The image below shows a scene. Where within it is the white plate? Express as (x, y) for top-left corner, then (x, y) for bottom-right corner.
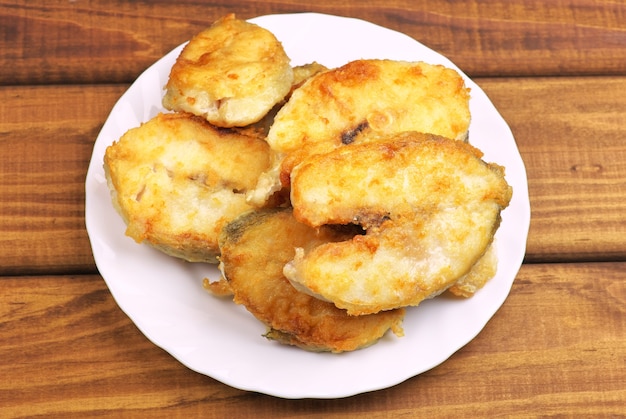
(85, 13), (530, 399)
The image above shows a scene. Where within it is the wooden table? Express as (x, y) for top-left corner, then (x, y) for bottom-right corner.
(1, 1), (625, 417)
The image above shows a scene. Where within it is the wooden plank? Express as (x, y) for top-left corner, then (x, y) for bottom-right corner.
(0, 263), (624, 416)
(1, 0), (625, 85)
(481, 76), (626, 262)
(0, 84), (126, 275)
(2, 76), (626, 274)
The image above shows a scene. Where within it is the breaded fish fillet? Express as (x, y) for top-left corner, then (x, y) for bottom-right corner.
(104, 112), (270, 262)
(218, 208), (405, 353)
(247, 59), (471, 205)
(447, 243), (497, 298)
(285, 132), (512, 315)
(163, 14), (294, 127)
(291, 61), (328, 91)
(247, 62), (329, 137)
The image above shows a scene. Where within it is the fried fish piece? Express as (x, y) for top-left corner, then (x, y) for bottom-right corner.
(447, 243), (497, 298)
(291, 61), (328, 90)
(247, 62), (329, 137)
(163, 14), (294, 128)
(247, 59), (471, 205)
(218, 208), (405, 353)
(104, 112), (271, 262)
(285, 132), (512, 315)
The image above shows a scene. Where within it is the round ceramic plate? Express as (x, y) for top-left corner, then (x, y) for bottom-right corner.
(85, 13), (530, 399)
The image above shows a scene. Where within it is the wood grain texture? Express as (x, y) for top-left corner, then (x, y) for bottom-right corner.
(481, 76), (626, 263)
(0, 85), (126, 275)
(1, 0), (626, 85)
(1, 263), (624, 417)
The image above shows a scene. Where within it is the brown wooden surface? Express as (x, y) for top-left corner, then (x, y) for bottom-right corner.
(1, 1), (625, 417)
(2, 0), (626, 85)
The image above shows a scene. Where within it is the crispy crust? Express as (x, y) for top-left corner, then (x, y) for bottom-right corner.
(163, 14), (294, 127)
(447, 243), (498, 298)
(285, 132), (512, 315)
(248, 59), (471, 205)
(104, 112), (271, 262)
(218, 208), (405, 353)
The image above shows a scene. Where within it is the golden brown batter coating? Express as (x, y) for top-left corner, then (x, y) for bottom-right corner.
(218, 208), (405, 353)
(447, 243), (498, 298)
(104, 112), (271, 263)
(285, 132), (512, 315)
(163, 14), (294, 128)
(247, 59), (471, 205)
(246, 62), (330, 137)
